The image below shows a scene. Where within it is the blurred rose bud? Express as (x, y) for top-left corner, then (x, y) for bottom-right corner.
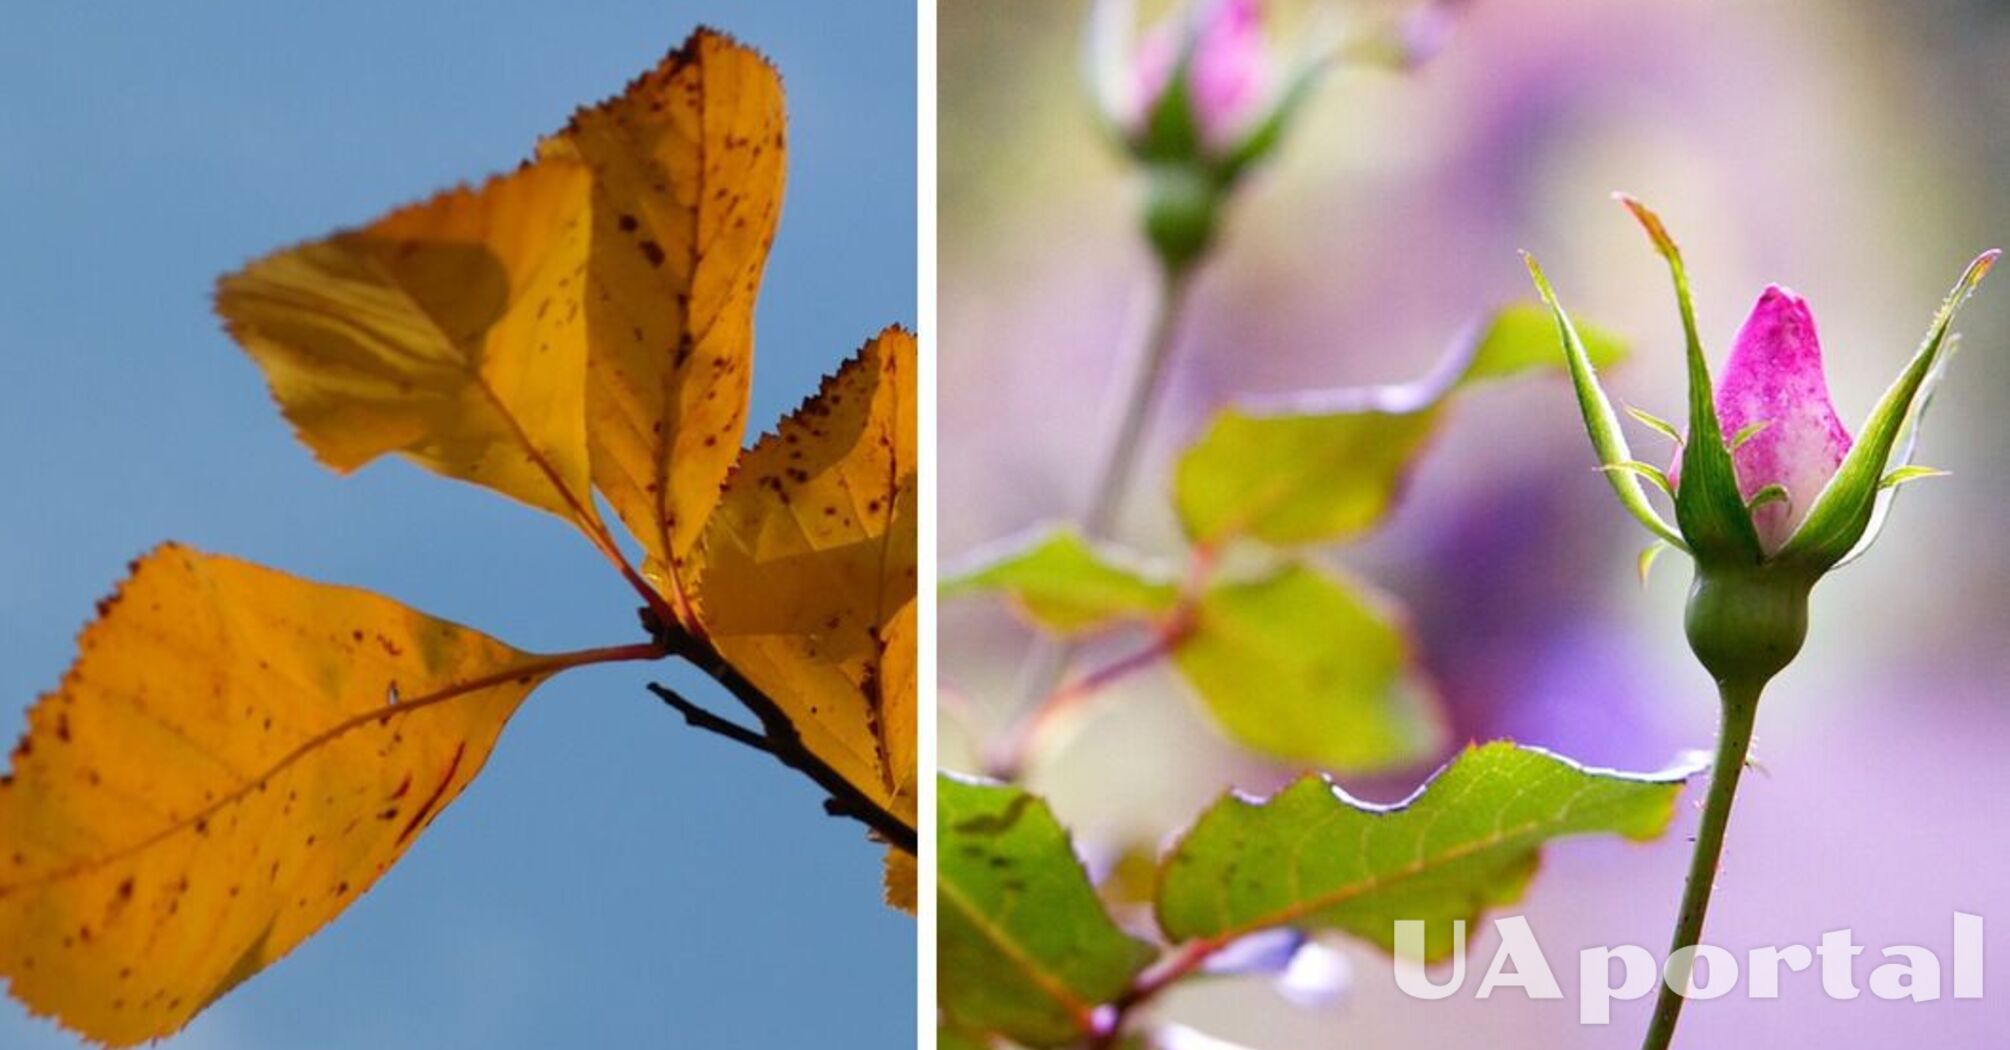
(1087, 0), (1304, 271)
(1088, 0), (1466, 273)
(1128, 0), (1274, 151)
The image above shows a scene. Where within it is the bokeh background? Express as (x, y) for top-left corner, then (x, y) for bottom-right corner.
(0, 2), (913, 1047)
(942, 0), (2009, 1046)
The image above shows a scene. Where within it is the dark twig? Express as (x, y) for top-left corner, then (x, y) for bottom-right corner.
(646, 683), (774, 754)
(648, 615), (918, 855)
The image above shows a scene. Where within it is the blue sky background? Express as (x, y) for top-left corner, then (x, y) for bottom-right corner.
(0, 2), (915, 1047)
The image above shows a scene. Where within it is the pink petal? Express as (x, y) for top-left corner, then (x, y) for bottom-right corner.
(1713, 286), (1854, 552)
(1130, 0), (1273, 149)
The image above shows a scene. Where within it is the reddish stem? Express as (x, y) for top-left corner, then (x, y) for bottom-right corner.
(989, 543), (1218, 780)
(1088, 937), (1229, 1048)
(990, 623), (1189, 778)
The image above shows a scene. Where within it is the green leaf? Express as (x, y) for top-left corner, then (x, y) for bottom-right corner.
(1780, 251), (1998, 568)
(1465, 303), (1629, 382)
(943, 526), (1180, 635)
(939, 1027), (994, 1050)
(1524, 254), (1688, 551)
(1173, 305), (1626, 548)
(939, 775), (1156, 1048)
(1615, 195), (1762, 563)
(1155, 743), (1694, 957)
(1170, 562), (1441, 773)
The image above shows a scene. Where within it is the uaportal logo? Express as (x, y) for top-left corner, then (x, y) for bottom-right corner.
(1392, 914), (1984, 1024)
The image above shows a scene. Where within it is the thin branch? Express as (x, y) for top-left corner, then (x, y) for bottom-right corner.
(990, 543), (1216, 780)
(1003, 264), (1196, 775)
(987, 618), (1191, 780)
(651, 619), (918, 855)
(647, 683), (773, 754)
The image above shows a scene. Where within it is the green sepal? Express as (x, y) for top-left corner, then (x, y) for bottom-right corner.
(1219, 48), (1323, 183)
(1083, 0), (1137, 144)
(1833, 342), (1955, 569)
(1637, 541), (1672, 587)
(1729, 419), (1772, 453)
(1616, 195), (1764, 566)
(1625, 404), (1683, 445)
(1777, 251), (1998, 569)
(1523, 253), (1687, 551)
(1745, 484), (1790, 512)
(1880, 465), (1948, 490)
(1133, 18), (1203, 165)
(1599, 460), (1675, 499)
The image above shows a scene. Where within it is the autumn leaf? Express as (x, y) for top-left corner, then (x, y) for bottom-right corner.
(880, 599), (919, 912)
(7, 25), (913, 1048)
(215, 159), (602, 535)
(879, 598), (919, 820)
(884, 851), (918, 914)
(692, 327), (919, 837)
(0, 546), (615, 1047)
(539, 29), (787, 615)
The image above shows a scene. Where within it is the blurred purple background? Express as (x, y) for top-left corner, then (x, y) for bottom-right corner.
(941, 1), (2010, 1045)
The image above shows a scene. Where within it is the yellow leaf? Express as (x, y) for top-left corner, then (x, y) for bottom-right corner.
(879, 599), (918, 815)
(693, 327), (917, 833)
(539, 29), (787, 612)
(884, 850), (917, 915)
(0, 546), (568, 1046)
(880, 601), (917, 915)
(214, 158), (602, 530)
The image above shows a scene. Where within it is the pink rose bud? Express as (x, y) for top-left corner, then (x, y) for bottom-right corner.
(1130, 0), (1274, 150)
(1683, 286), (1854, 552)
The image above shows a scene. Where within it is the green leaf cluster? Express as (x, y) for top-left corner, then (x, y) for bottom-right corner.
(946, 305), (1626, 774)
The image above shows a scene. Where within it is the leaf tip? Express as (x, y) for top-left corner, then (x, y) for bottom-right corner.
(1521, 252), (1557, 302)
(1966, 248), (2001, 289)
(1613, 193), (1678, 259)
